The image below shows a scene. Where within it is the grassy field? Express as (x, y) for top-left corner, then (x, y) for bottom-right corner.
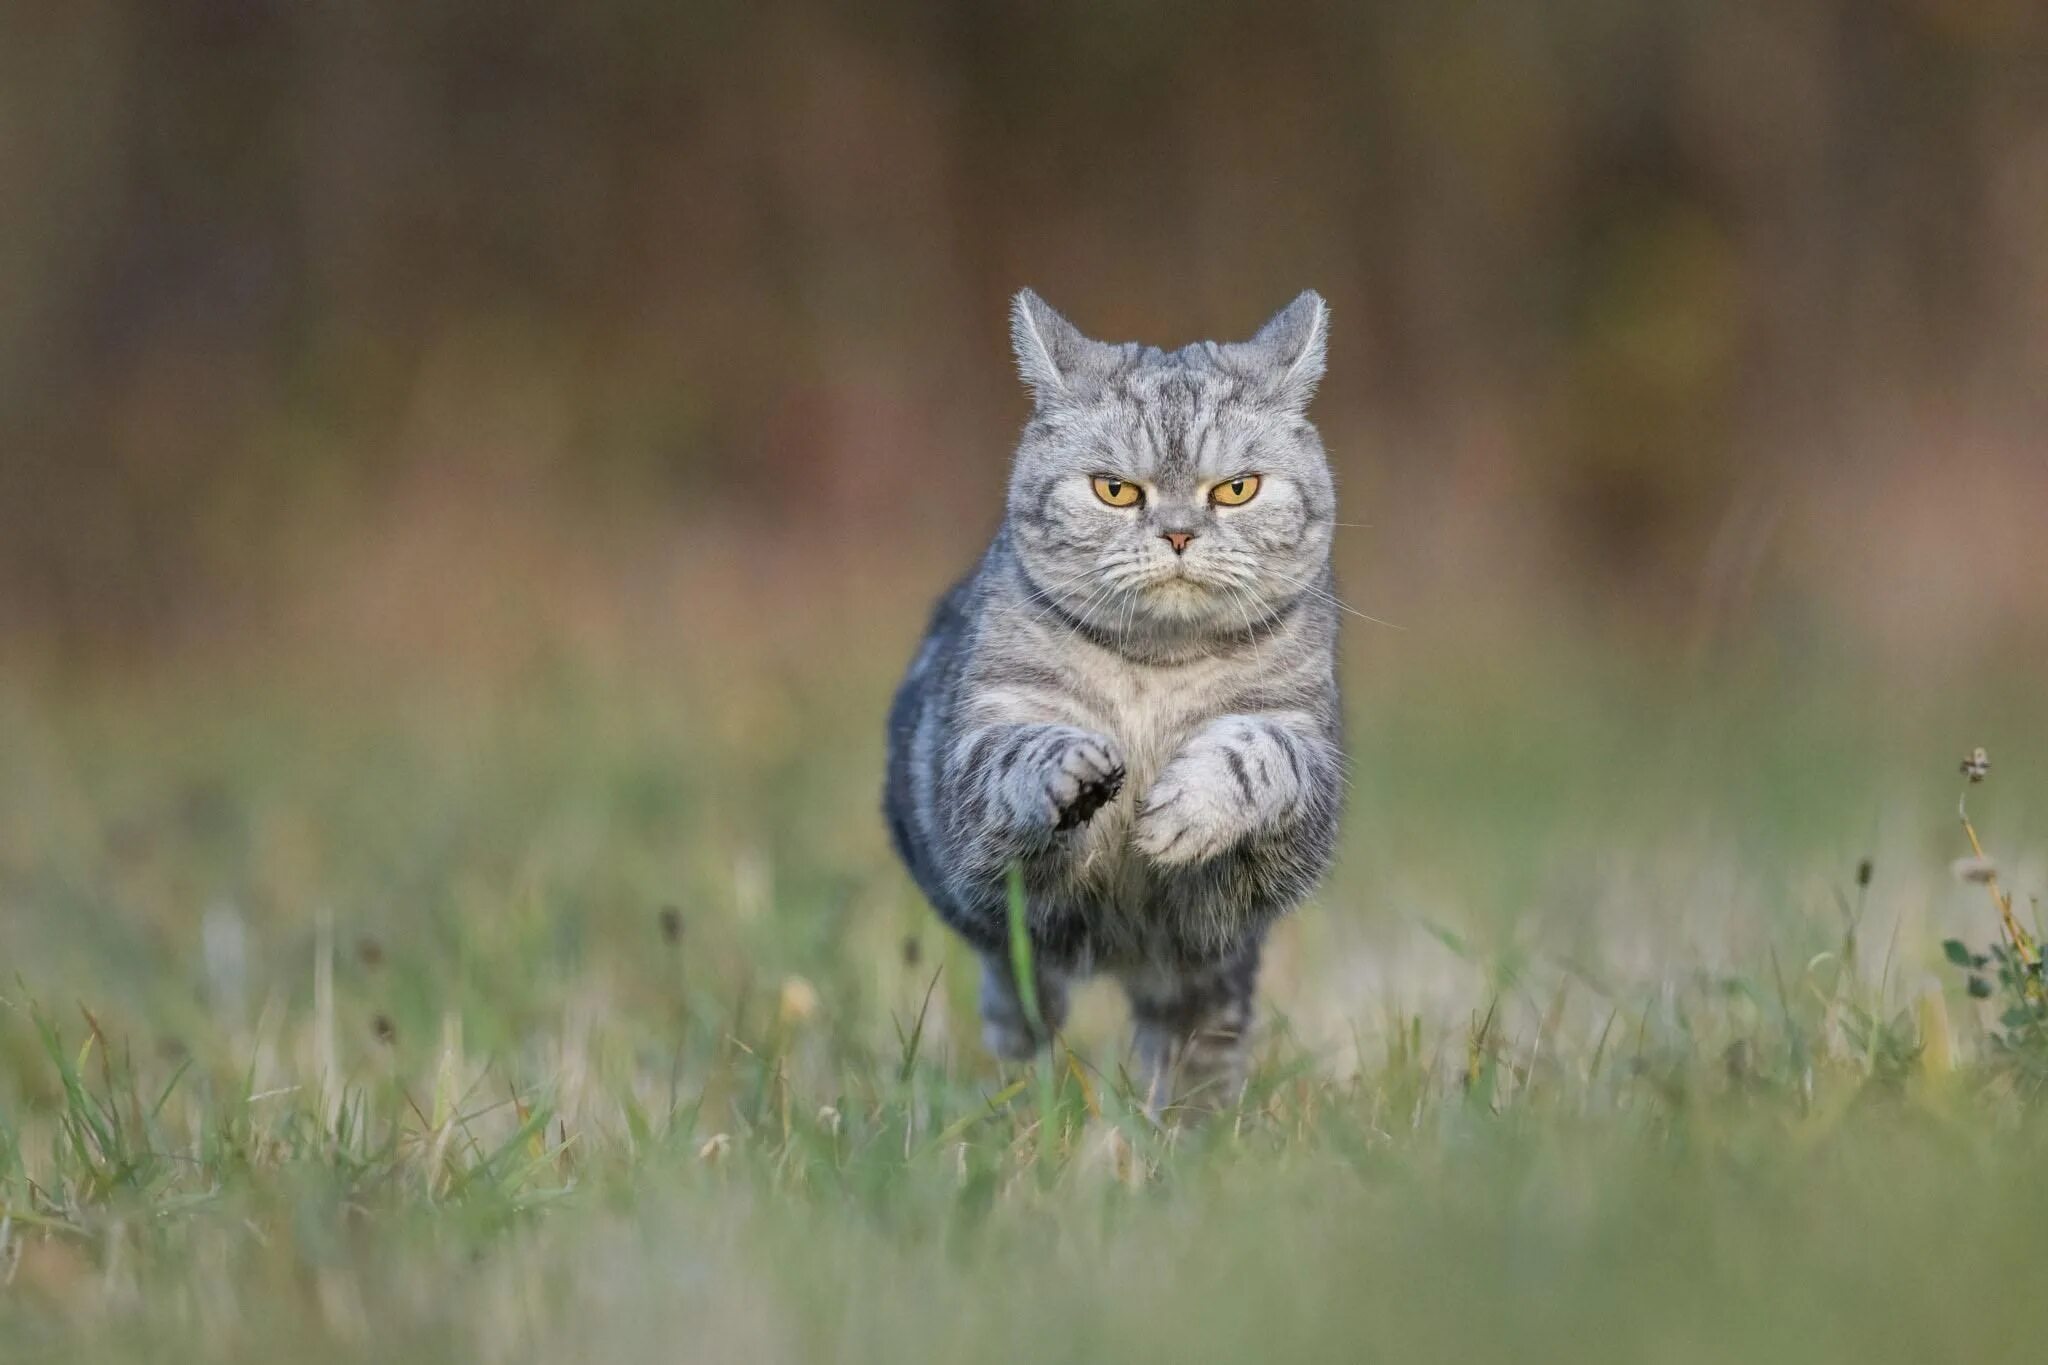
(4, 599), (2048, 1363)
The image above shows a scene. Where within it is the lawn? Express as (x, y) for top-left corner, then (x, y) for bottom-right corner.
(3, 600), (2045, 1363)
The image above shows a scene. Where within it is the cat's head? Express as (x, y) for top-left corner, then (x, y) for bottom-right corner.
(1003, 289), (1336, 651)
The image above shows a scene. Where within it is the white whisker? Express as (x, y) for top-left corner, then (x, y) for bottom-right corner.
(1259, 568), (1406, 631)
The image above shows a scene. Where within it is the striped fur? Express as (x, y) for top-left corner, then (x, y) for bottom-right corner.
(884, 290), (1344, 1111)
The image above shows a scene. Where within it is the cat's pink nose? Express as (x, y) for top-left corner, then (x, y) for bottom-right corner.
(1161, 530), (1196, 555)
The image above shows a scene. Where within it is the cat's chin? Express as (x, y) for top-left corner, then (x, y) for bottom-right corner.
(1135, 578), (1236, 623)
(1140, 578), (1208, 603)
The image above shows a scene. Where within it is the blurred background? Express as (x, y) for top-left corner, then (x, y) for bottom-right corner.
(4, 0), (2044, 666)
(3, 1), (2047, 1059)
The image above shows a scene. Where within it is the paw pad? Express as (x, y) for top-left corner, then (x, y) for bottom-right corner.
(1055, 765), (1125, 831)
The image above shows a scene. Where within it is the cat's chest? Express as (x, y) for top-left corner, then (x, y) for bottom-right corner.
(1067, 651), (1247, 845)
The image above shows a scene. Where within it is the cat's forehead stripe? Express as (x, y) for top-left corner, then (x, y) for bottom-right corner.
(1101, 363), (1244, 478)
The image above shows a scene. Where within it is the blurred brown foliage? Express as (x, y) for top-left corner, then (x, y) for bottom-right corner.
(2, 1), (2044, 654)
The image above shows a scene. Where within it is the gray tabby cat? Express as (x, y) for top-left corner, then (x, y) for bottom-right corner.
(884, 290), (1343, 1111)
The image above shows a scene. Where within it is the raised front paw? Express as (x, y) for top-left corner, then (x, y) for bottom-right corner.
(1042, 731), (1126, 832)
(1134, 754), (1250, 867)
(999, 728), (1124, 834)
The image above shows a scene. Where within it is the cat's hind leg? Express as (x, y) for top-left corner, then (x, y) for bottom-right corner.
(1122, 942), (1261, 1119)
(979, 952), (1072, 1060)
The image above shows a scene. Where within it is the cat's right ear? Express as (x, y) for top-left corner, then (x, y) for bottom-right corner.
(1010, 289), (1107, 408)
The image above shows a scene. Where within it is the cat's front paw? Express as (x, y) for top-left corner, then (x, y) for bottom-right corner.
(1134, 754), (1251, 867)
(1016, 730), (1125, 833)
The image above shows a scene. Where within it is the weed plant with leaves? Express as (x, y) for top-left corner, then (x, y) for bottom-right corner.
(1940, 748), (2048, 1076)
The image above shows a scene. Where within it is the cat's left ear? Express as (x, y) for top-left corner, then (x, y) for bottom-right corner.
(1232, 291), (1328, 414)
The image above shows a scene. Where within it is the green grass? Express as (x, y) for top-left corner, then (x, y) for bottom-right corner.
(3, 629), (2047, 1363)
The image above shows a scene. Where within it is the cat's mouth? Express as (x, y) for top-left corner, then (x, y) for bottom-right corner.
(1137, 563), (1199, 588)
(1136, 570), (1221, 607)
(1098, 559), (1237, 619)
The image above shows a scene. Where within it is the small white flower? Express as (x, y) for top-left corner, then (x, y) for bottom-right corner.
(779, 976), (821, 1025)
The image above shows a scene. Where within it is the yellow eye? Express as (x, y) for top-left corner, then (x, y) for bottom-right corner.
(1092, 476), (1142, 507)
(1210, 475), (1261, 506)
